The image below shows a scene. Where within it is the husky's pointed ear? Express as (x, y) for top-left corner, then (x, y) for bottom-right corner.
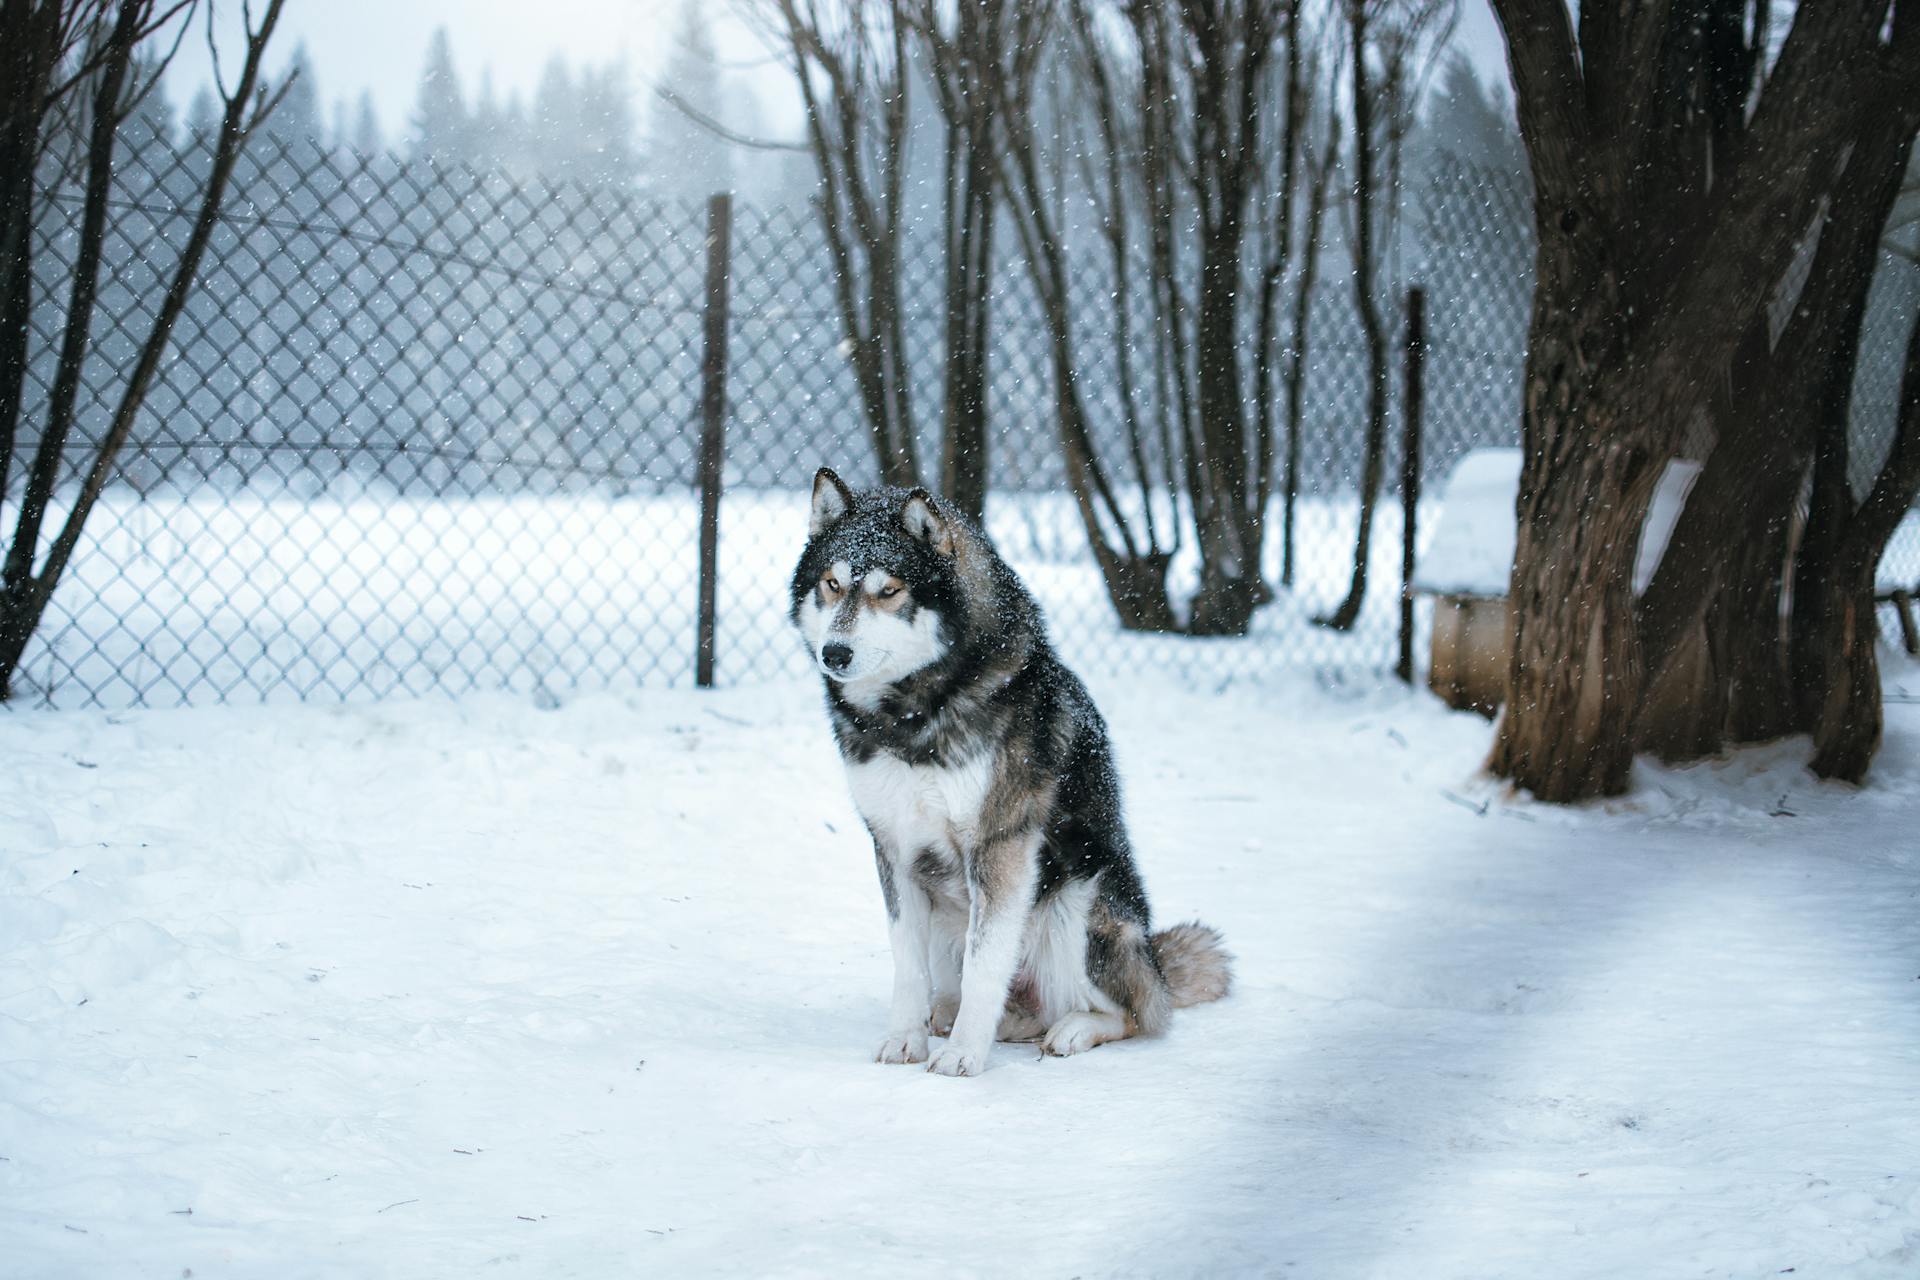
(809, 467), (854, 536)
(901, 488), (954, 556)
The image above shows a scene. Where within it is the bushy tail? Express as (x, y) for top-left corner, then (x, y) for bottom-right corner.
(1151, 921), (1232, 1008)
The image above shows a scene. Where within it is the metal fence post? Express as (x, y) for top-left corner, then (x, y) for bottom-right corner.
(1397, 286), (1426, 686)
(695, 192), (733, 689)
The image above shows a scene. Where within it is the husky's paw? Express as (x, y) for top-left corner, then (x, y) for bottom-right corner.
(929, 995), (960, 1038)
(1041, 1011), (1117, 1057)
(875, 1031), (929, 1064)
(925, 1045), (987, 1077)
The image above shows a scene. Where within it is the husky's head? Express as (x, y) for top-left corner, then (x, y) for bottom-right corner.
(790, 467), (959, 696)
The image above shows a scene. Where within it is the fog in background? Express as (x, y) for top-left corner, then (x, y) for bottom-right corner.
(161, 0), (1514, 176)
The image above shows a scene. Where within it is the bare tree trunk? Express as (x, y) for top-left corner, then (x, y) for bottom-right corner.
(937, 135), (992, 521)
(1714, 484), (1800, 744)
(1638, 98), (1919, 757)
(1803, 306), (1920, 782)
(4, 0), (143, 615)
(773, 0), (919, 489)
(1803, 562), (1883, 782)
(1632, 318), (1803, 755)
(1250, 0), (1306, 604)
(990, 0), (1182, 631)
(1148, 0), (1283, 637)
(1072, 5), (1171, 553)
(1317, 0), (1450, 630)
(0, 0), (287, 699)
(917, 0), (1024, 524)
(1794, 410), (1882, 782)
(1317, 0), (1383, 631)
(1281, 113), (1338, 589)
(0, 0), (69, 501)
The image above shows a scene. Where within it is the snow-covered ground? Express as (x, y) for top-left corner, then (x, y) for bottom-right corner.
(5, 661), (1920, 1278)
(15, 483), (1919, 712)
(10, 486), (1415, 708)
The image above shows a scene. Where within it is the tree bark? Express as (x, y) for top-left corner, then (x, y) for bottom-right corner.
(0, 0), (69, 502)
(1316, 0), (1387, 633)
(1714, 494), (1799, 744)
(4, 0), (143, 614)
(937, 133), (992, 522)
(1483, 0), (1894, 800)
(1281, 111), (1338, 589)
(1487, 244), (1654, 800)
(1637, 93), (1919, 757)
(1803, 304), (1920, 783)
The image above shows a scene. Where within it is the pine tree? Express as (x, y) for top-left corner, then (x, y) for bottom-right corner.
(1419, 53), (1524, 175)
(529, 53), (577, 181)
(646, 0), (730, 198)
(121, 52), (176, 156)
(412, 26), (469, 164)
(470, 68), (507, 169)
(574, 62), (638, 188)
(267, 42), (322, 145)
(186, 86), (218, 138)
(352, 91), (382, 156)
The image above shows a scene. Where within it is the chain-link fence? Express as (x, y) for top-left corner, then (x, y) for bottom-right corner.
(6, 135), (1917, 709)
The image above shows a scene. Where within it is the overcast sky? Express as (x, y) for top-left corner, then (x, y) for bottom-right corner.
(164, 0), (1511, 146)
(163, 0), (763, 139)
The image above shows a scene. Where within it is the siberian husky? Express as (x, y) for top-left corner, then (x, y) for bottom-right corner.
(791, 468), (1231, 1076)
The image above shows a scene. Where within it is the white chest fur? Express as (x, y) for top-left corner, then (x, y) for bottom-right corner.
(845, 749), (996, 857)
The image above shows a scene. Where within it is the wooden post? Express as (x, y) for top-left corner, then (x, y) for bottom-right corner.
(1891, 588), (1920, 656)
(1397, 287), (1426, 685)
(695, 192), (733, 689)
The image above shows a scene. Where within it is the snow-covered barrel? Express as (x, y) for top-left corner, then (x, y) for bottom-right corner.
(1877, 511), (1920, 655)
(1410, 448), (1702, 721)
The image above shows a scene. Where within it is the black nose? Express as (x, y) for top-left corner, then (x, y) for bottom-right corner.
(821, 642), (853, 672)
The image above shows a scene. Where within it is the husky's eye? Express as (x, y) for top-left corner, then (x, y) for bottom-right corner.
(822, 575), (842, 594)
(877, 583), (901, 599)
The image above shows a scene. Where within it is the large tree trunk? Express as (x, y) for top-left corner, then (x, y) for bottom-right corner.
(1637, 103), (1919, 761)
(1802, 555), (1884, 783)
(1715, 497), (1800, 744)
(1800, 304), (1920, 783)
(1796, 409), (1883, 785)
(1492, 461), (1657, 799)
(1488, 257), (1658, 801)
(1484, 0), (1898, 800)
(1634, 319), (1805, 754)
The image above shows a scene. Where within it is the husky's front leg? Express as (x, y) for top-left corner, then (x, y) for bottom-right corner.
(927, 830), (1040, 1077)
(875, 844), (934, 1064)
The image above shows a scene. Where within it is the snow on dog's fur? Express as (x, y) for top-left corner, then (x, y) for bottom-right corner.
(791, 468), (1231, 1076)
